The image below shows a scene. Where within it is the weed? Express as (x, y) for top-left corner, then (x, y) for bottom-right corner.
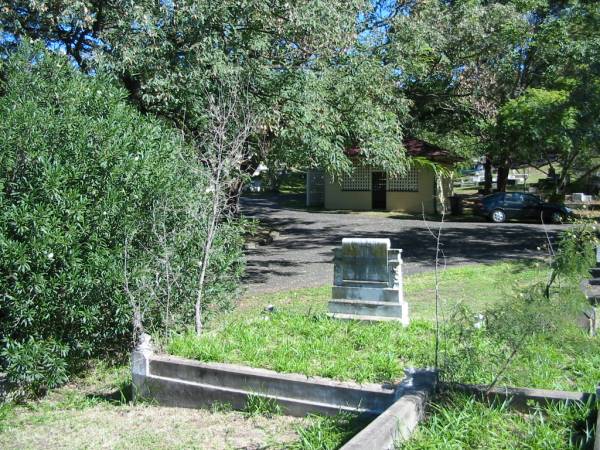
(290, 414), (369, 450)
(403, 392), (596, 449)
(244, 394), (282, 417)
(210, 401), (232, 413)
(0, 403), (14, 432)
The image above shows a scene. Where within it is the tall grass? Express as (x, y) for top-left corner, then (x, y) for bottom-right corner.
(169, 313), (435, 383)
(404, 393), (596, 449)
(169, 306), (600, 391)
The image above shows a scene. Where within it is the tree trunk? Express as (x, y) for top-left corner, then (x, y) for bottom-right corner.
(496, 165), (510, 192)
(483, 157), (493, 194)
(133, 306), (144, 341)
(557, 170), (570, 195)
(227, 179), (245, 216)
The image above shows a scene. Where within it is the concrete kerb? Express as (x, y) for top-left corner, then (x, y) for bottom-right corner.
(132, 337), (598, 448)
(443, 382), (596, 412)
(341, 380), (599, 450)
(340, 369), (437, 450)
(132, 337), (402, 418)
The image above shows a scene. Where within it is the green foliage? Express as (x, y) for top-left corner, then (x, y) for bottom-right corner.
(244, 394), (282, 417)
(497, 88), (577, 161)
(442, 223), (599, 389)
(405, 393), (595, 449)
(0, 47), (245, 395)
(2, 1), (413, 178)
(550, 220), (599, 283)
(291, 414), (368, 450)
(1, 338), (69, 397)
(379, 0), (600, 187)
(441, 285), (599, 390)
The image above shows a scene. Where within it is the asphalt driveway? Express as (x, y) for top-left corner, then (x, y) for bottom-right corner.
(241, 195), (568, 294)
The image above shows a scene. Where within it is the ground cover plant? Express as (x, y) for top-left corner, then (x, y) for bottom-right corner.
(169, 260), (600, 391)
(403, 392), (596, 449)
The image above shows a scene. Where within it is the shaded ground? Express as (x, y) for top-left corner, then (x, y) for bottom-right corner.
(0, 404), (304, 450)
(0, 365), (307, 450)
(241, 194), (568, 294)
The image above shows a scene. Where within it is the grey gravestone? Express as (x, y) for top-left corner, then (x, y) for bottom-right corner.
(327, 238), (409, 324)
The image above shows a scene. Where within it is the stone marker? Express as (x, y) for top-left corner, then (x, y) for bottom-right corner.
(579, 245), (600, 336)
(327, 238), (409, 324)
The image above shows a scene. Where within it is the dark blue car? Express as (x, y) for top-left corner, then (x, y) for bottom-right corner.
(475, 192), (572, 223)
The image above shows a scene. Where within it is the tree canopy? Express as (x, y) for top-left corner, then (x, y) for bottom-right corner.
(368, 0), (599, 190)
(2, 0), (599, 187)
(2, 1), (411, 180)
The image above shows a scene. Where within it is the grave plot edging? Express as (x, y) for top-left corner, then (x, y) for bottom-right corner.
(131, 337), (402, 417)
(444, 382), (596, 412)
(340, 370), (436, 450)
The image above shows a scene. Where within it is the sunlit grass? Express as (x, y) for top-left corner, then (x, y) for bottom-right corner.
(404, 392), (595, 449)
(170, 261), (600, 391)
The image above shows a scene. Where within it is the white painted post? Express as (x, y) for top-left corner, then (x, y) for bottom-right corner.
(132, 333), (154, 401)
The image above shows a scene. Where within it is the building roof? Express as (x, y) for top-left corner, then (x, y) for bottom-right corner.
(345, 138), (461, 165)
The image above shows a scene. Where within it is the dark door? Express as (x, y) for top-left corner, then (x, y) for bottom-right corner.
(502, 192), (524, 219)
(372, 172), (386, 210)
(522, 194), (543, 220)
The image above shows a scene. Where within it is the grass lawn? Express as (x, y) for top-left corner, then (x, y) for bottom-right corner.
(170, 261), (600, 391)
(3, 261), (598, 449)
(0, 363), (312, 450)
(404, 392), (596, 449)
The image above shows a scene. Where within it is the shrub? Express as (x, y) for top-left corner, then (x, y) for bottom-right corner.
(1, 338), (69, 397)
(0, 46), (245, 395)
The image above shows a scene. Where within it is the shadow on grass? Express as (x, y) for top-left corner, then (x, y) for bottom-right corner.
(84, 381), (133, 406)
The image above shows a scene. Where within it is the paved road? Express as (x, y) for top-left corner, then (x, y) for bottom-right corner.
(241, 195), (567, 294)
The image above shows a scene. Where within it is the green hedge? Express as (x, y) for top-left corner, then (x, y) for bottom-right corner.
(0, 47), (244, 395)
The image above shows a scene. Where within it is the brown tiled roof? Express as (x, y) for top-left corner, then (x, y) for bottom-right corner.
(345, 138), (461, 165)
(403, 138), (461, 164)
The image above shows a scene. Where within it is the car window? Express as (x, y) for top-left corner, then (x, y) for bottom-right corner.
(504, 193), (524, 204)
(523, 194), (540, 206)
(484, 193), (501, 205)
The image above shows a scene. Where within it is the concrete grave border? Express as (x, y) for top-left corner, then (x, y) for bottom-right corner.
(444, 382), (596, 412)
(340, 370), (436, 450)
(131, 335), (435, 419)
(132, 336), (597, 449)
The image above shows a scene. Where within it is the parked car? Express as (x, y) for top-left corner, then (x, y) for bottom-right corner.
(474, 192), (573, 223)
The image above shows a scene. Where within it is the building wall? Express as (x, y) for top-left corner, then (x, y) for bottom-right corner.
(324, 166), (447, 214)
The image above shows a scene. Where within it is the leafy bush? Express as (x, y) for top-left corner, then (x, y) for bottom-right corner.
(1, 338), (69, 397)
(549, 220), (599, 284)
(0, 46), (245, 395)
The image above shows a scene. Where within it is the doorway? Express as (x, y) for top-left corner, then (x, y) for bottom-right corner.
(372, 172), (386, 210)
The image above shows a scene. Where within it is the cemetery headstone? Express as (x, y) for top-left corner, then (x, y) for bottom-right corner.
(327, 238), (409, 324)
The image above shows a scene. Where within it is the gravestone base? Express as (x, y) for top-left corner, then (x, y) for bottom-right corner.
(327, 238), (409, 325)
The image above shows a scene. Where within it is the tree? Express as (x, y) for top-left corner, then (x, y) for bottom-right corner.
(495, 89), (577, 193)
(371, 0), (528, 173)
(372, 0), (599, 192)
(192, 81), (255, 334)
(2, 1), (412, 198)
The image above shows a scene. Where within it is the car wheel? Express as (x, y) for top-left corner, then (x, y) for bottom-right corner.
(491, 209), (506, 223)
(550, 211), (565, 224)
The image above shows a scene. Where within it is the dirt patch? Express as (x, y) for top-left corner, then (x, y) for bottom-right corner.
(0, 403), (307, 449)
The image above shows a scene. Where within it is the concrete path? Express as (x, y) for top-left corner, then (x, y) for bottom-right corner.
(241, 195), (568, 294)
